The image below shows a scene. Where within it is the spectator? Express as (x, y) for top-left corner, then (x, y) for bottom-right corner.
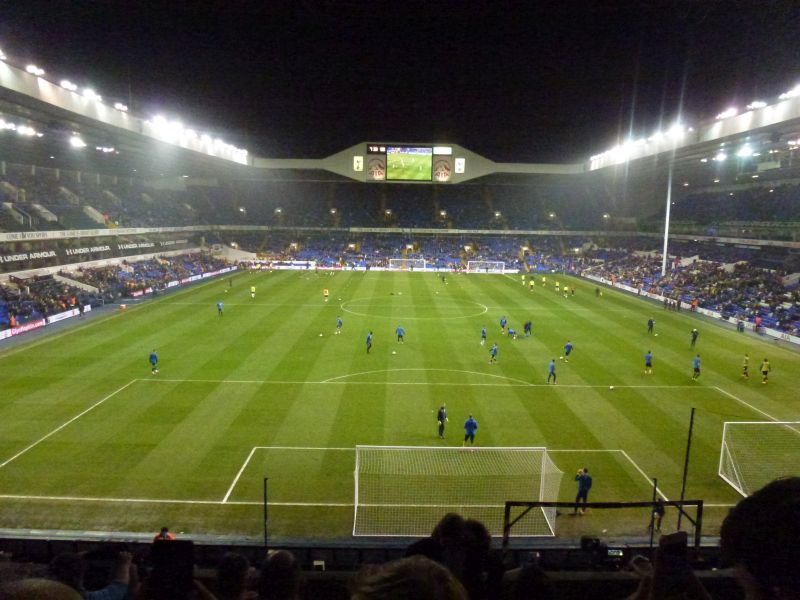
(721, 477), (800, 600)
(507, 563), (554, 600)
(0, 578), (83, 599)
(405, 512), (466, 579)
(258, 550), (302, 600)
(216, 552), (256, 600)
(351, 555), (467, 600)
(49, 551), (136, 600)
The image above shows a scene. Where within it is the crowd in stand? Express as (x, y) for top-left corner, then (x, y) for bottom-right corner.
(582, 251), (800, 335)
(65, 254), (231, 299)
(0, 477), (798, 599)
(0, 254), (231, 330)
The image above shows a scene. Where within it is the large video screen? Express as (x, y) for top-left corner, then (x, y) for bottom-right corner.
(386, 146), (433, 181)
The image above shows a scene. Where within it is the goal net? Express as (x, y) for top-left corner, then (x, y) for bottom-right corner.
(353, 446), (563, 537)
(388, 258), (426, 271)
(719, 421), (800, 497)
(466, 260), (506, 273)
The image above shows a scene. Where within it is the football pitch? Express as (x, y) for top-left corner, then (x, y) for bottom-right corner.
(386, 152), (431, 180)
(0, 270), (798, 542)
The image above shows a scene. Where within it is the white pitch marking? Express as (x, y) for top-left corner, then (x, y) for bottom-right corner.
(618, 449), (669, 501)
(322, 368), (537, 386)
(339, 298), (488, 321)
(223, 446), (356, 503)
(134, 375), (712, 390)
(0, 494), (351, 507)
(0, 380), (138, 470)
(253, 446), (354, 451)
(222, 447), (259, 503)
(712, 386), (783, 422)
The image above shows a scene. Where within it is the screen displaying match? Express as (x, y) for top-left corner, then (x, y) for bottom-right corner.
(386, 146), (433, 181)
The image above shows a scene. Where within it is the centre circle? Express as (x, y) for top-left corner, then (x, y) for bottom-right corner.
(340, 297), (488, 320)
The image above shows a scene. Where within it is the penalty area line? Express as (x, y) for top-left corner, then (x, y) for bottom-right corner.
(0, 379), (138, 470)
(618, 450), (669, 501)
(712, 386), (782, 422)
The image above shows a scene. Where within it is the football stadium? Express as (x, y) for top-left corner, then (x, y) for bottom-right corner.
(0, 6), (799, 599)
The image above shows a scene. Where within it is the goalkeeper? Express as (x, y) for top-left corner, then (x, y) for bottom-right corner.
(437, 404), (448, 439)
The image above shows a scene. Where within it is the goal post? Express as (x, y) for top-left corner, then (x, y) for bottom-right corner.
(466, 260), (506, 273)
(353, 446), (563, 537)
(719, 421), (800, 497)
(388, 258), (426, 271)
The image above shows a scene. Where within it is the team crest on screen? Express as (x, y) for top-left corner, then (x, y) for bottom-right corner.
(368, 158), (385, 180)
(433, 160), (451, 182)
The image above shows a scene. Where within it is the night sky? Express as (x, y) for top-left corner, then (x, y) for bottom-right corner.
(1, 1), (798, 162)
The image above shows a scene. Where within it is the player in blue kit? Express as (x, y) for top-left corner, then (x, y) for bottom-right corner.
(336, 317), (342, 335)
(692, 354), (701, 380)
(564, 340), (573, 362)
(366, 331), (373, 354)
(507, 328), (517, 339)
(524, 321), (532, 337)
(217, 301), (223, 317)
(480, 326), (487, 346)
(645, 350), (653, 375)
(149, 350), (159, 375)
(548, 359), (556, 384)
(489, 343), (498, 364)
(396, 325), (405, 343)
(463, 414), (478, 446)
(500, 316), (507, 333)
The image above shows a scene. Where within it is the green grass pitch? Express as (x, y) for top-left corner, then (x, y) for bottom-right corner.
(0, 270), (798, 541)
(386, 152), (431, 180)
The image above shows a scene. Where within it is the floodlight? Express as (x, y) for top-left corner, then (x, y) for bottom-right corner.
(736, 145), (753, 158)
(714, 152), (727, 162)
(494, 211), (501, 217)
(700, 158), (708, 163)
(714, 179), (720, 183)
(682, 182), (689, 187)
(0, 48), (6, 61)
(769, 189), (774, 193)
(548, 212), (556, 218)
(69, 135), (86, 148)
(113, 102), (128, 112)
(82, 88), (101, 101)
(667, 123), (684, 137)
(17, 125), (36, 136)
(439, 210), (447, 217)
(274, 207), (282, 214)
(715, 108), (738, 120)
(330, 208), (337, 214)
(25, 64), (44, 76)
(779, 85), (800, 100)
(752, 175), (759, 178)
(746, 101), (767, 110)
(384, 209), (392, 215)
(60, 80), (78, 91)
